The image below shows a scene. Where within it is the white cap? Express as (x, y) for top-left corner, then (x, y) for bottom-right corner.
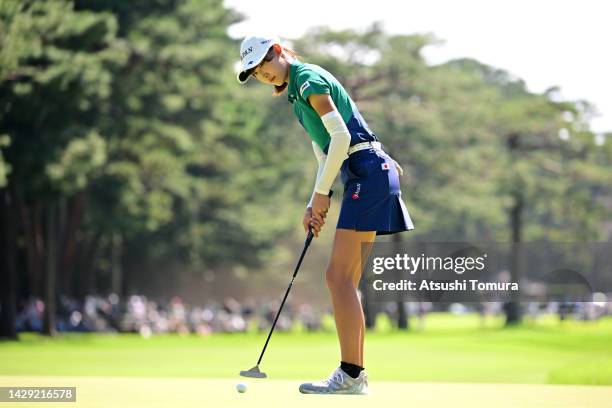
(237, 35), (280, 84)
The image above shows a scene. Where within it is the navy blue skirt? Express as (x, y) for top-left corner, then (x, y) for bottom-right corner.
(336, 146), (414, 235)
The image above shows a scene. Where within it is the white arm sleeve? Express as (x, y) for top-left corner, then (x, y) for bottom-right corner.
(313, 110), (350, 195)
(307, 141), (326, 208)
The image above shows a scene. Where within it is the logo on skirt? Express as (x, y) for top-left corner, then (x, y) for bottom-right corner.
(352, 183), (361, 200)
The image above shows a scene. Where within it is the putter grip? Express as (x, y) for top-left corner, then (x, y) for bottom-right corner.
(306, 190), (333, 243)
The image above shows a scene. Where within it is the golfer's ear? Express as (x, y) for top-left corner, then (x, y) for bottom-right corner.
(273, 43), (283, 56)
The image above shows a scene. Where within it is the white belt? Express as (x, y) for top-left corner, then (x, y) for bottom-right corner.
(348, 141), (382, 155)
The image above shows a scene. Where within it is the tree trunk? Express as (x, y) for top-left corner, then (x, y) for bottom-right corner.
(43, 204), (57, 336)
(392, 233), (409, 330)
(58, 192), (85, 297)
(0, 188), (18, 339)
(504, 133), (524, 326)
(15, 184), (43, 297)
(360, 277), (376, 329)
(505, 193), (524, 326)
(110, 232), (123, 295)
(33, 202), (44, 295)
(78, 230), (102, 298)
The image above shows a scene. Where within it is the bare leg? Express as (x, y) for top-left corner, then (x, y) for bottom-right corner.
(356, 239), (375, 367)
(326, 229), (376, 367)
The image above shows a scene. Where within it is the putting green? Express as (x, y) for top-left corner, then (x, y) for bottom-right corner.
(4, 316), (612, 385)
(0, 376), (610, 408)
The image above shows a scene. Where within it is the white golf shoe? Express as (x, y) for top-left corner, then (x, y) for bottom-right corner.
(299, 367), (369, 395)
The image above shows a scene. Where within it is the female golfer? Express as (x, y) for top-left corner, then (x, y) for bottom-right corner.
(237, 35), (414, 395)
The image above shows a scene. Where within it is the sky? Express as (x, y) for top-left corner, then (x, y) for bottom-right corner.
(225, 0), (611, 134)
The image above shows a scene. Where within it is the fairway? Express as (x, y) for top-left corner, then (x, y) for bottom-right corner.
(0, 376), (611, 408)
(2, 314), (612, 385)
(2, 314), (612, 406)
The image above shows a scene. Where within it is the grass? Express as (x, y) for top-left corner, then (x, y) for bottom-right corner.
(1, 377), (611, 408)
(1, 313), (611, 385)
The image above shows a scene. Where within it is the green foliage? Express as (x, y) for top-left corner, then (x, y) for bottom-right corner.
(74, 0), (304, 269)
(46, 130), (107, 193)
(0, 0), (124, 198)
(293, 27), (611, 242)
(1, 6), (610, 299)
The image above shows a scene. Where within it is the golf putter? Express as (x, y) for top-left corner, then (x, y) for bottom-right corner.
(240, 190), (333, 379)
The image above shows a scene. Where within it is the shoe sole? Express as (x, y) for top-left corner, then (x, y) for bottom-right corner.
(299, 387), (368, 395)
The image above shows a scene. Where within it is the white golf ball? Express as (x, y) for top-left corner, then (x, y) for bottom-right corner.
(236, 382), (248, 393)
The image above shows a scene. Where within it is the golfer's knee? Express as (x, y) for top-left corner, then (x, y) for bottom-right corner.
(326, 265), (353, 291)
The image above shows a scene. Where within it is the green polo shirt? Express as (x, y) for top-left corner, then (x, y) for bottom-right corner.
(287, 60), (377, 153)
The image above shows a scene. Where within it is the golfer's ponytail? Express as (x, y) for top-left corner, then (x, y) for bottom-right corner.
(282, 47), (300, 60)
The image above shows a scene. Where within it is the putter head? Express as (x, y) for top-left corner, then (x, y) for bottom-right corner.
(240, 365), (267, 379)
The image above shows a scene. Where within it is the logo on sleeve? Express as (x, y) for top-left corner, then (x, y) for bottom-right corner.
(299, 81), (311, 96)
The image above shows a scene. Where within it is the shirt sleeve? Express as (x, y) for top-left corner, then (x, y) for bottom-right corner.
(307, 141), (326, 208)
(314, 110), (350, 195)
(296, 69), (330, 102)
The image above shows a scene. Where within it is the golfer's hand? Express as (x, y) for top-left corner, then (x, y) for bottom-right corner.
(303, 208), (325, 237)
(311, 192), (330, 228)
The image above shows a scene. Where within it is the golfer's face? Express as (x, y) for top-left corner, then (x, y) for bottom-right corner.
(253, 54), (284, 86)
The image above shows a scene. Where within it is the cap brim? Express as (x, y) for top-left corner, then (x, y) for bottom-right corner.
(237, 48), (270, 84)
(237, 70), (251, 84)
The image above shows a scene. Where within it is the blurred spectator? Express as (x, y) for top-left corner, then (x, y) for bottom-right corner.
(14, 294), (610, 336)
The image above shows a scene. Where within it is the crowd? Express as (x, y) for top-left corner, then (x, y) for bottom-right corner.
(14, 293), (610, 336)
(15, 294), (322, 336)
